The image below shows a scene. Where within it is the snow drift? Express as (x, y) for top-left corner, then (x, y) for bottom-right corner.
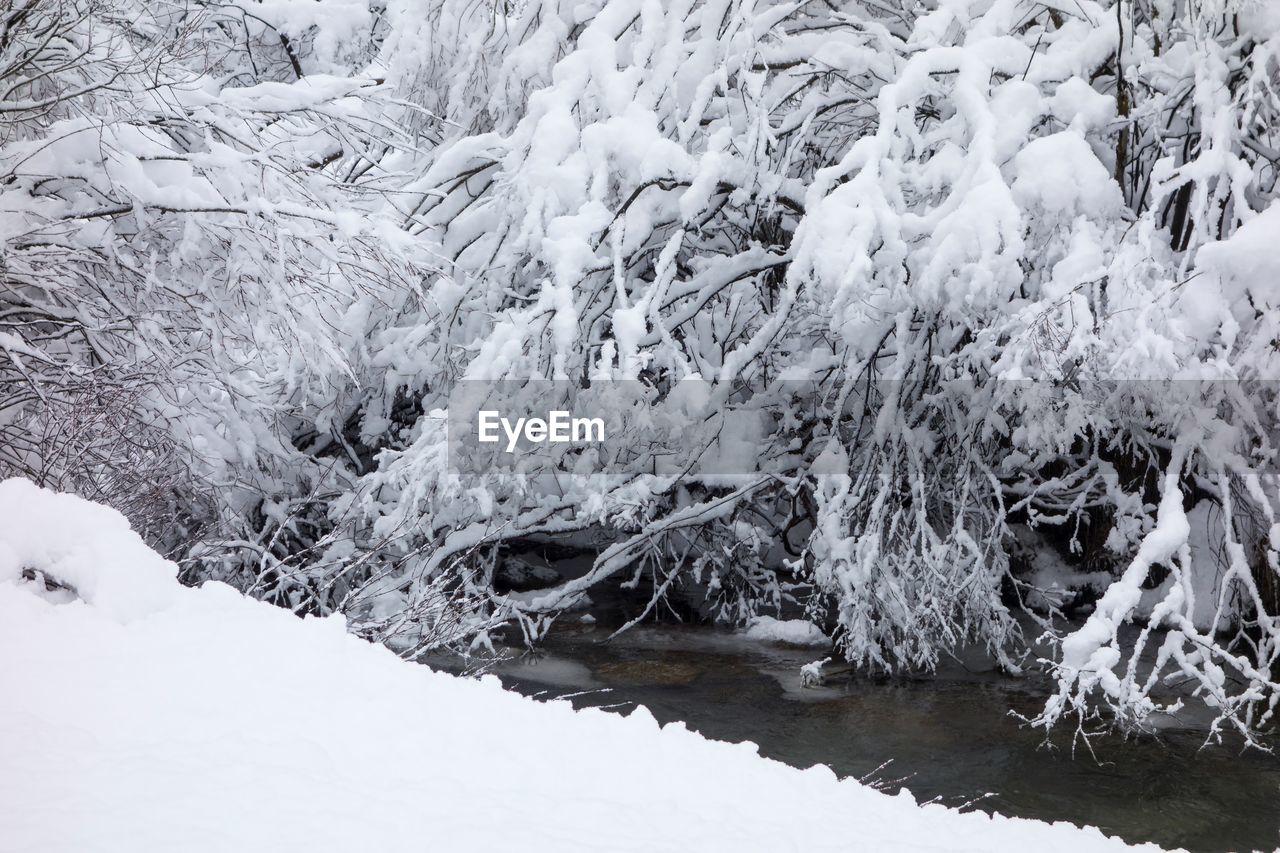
(0, 479), (1149, 852)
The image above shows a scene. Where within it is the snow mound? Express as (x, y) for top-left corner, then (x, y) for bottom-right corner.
(0, 478), (179, 621)
(741, 615), (832, 648)
(0, 482), (1153, 852)
(1197, 201), (1280, 311)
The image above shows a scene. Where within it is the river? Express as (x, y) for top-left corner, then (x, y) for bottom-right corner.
(442, 617), (1280, 852)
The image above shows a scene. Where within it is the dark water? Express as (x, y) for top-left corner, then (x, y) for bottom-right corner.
(463, 621), (1280, 852)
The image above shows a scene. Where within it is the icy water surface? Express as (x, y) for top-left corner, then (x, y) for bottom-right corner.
(469, 621), (1280, 852)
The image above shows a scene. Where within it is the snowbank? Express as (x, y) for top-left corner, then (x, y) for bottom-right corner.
(741, 614), (832, 648)
(0, 480), (1152, 852)
(0, 478), (178, 621)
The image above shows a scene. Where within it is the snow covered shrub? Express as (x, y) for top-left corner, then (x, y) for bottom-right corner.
(347, 0), (1280, 739)
(1, 0), (507, 648)
(0, 371), (203, 551)
(6, 0), (1280, 738)
(0, 0), (213, 545)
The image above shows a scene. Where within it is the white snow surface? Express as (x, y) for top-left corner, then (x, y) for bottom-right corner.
(0, 479), (1154, 852)
(1197, 200), (1280, 311)
(741, 614), (832, 648)
(0, 478), (179, 621)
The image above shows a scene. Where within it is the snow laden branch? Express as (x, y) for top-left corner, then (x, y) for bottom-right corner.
(1039, 433), (1280, 747)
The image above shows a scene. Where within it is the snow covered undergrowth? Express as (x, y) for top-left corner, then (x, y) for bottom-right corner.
(0, 479), (1152, 851)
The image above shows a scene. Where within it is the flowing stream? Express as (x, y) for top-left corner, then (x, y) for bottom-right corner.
(444, 616), (1280, 852)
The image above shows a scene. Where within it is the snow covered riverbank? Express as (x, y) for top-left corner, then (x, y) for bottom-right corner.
(0, 480), (1152, 852)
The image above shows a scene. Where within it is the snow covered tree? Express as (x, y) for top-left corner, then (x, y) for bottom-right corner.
(348, 0), (1280, 739)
